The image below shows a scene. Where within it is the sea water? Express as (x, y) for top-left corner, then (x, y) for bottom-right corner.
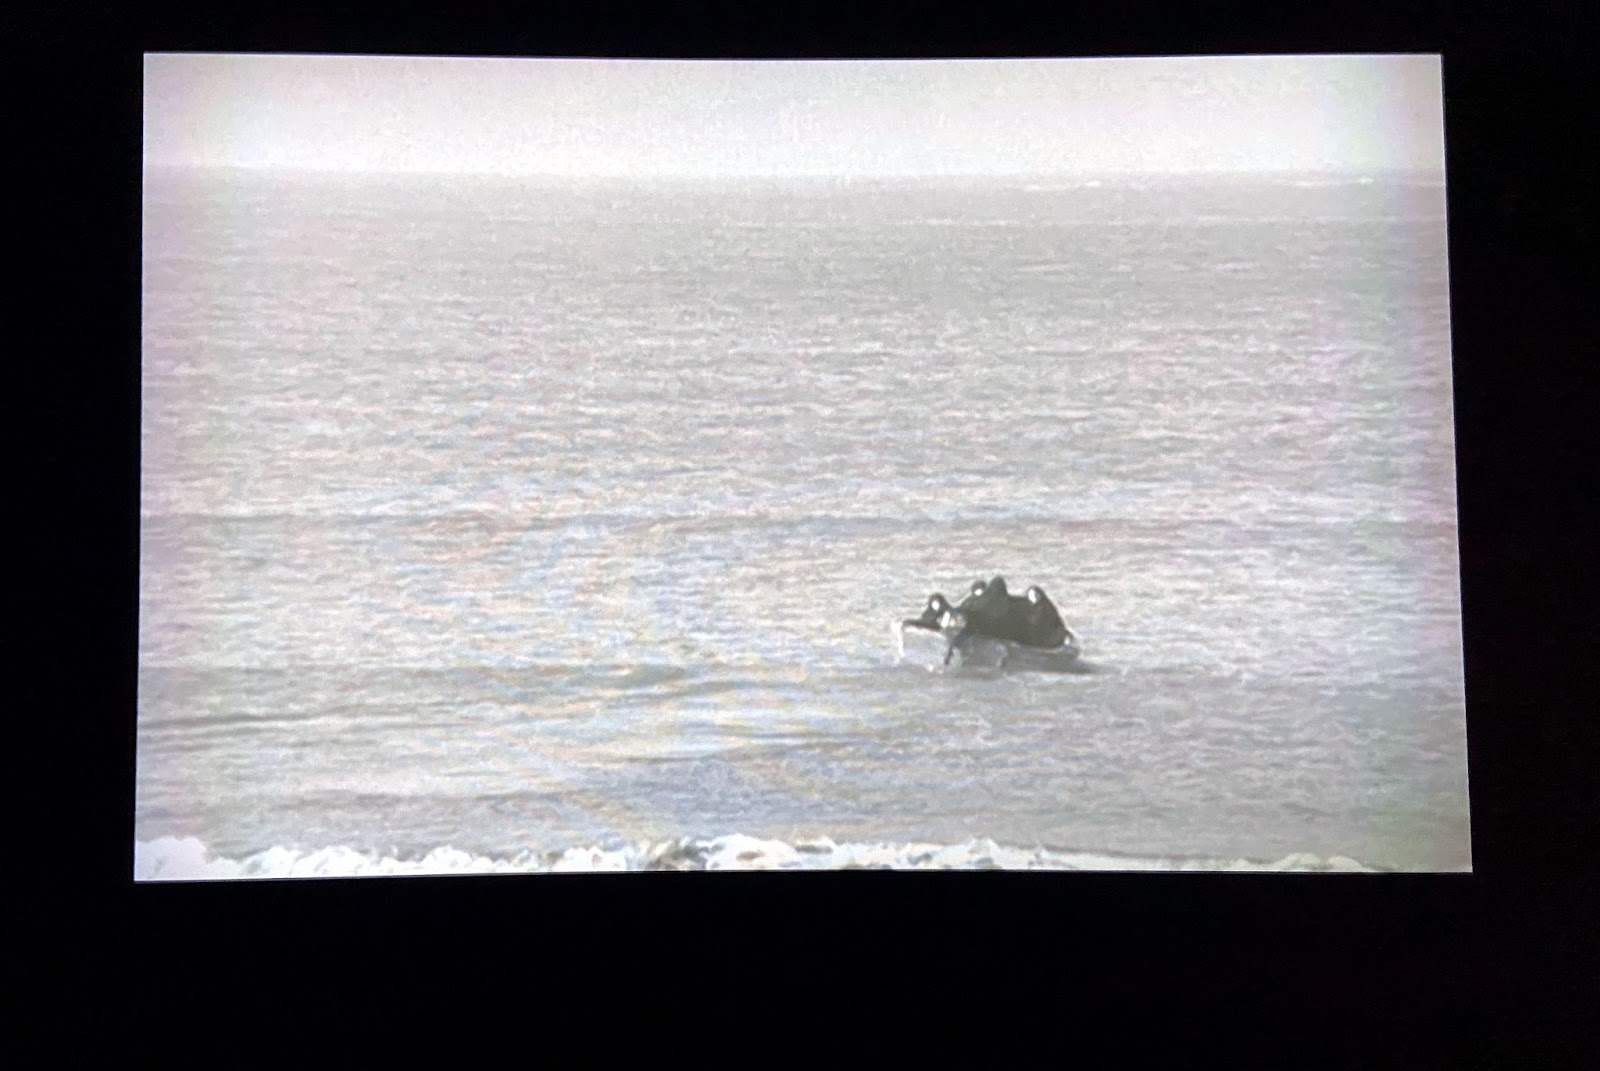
(135, 168), (1468, 876)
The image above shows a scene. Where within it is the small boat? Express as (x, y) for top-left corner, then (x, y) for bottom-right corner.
(895, 616), (1082, 673)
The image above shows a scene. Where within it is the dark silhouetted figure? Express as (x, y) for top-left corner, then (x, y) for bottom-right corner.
(903, 593), (958, 633)
(1020, 585), (1069, 648)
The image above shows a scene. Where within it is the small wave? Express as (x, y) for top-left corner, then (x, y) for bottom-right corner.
(134, 835), (1376, 881)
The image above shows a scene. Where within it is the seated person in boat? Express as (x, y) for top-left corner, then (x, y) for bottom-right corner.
(902, 593), (961, 633)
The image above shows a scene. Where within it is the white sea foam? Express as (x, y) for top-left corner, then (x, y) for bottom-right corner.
(134, 835), (1376, 881)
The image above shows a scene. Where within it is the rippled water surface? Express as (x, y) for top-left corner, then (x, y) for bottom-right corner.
(137, 169), (1468, 873)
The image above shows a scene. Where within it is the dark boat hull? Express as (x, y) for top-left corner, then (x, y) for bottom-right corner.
(894, 621), (1082, 673)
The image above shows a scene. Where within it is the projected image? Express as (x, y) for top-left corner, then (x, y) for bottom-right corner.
(136, 53), (1468, 877)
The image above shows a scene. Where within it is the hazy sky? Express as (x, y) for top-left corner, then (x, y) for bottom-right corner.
(144, 53), (1445, 177)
